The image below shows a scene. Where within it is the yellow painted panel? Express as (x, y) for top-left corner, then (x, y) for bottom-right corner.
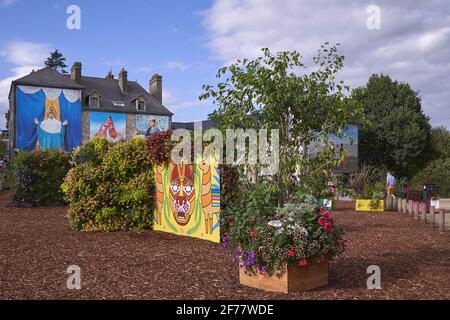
(355, 199), (384, 212)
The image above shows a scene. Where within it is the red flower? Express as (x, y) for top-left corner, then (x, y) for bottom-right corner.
(298, 259), (309, 267)
(318, 216), (327, 226)
(248, 230), (257, 238)
(324, 222), (333, 232)
(319, 207), (331, 218)
(287, 246), (296, 257)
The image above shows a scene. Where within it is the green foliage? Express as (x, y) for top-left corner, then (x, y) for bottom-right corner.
(353, 74), (431, 178)
(70, 136), (112, 166)
(0, 140), (7, 157)
(6, 150), (70, 207)
(44, 49), (68, 73)
(202, 44), (363, 204)
(349, 164), (385, 200)
(62, 137), (155, 232)
(294, 169), (337, 202)
(362, 183), (385, 201)
(429, 126), (450, 161)
(411, 158), (450, 198)
(349, 164), (377, 198)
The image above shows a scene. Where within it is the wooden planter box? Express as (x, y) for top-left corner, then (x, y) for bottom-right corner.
(355, 199), (384, 212)
(239, 261), (329, 293)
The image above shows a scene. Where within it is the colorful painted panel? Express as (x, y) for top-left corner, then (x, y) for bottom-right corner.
(90, 112), (126, 143)
(153, 159), (220, 243)
(136, 114), (170, 137)
(15, 86), (82, 151)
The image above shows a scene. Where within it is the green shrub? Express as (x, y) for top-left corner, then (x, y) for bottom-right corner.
(6, 150), (70, 207)
(62, 137), (155, 232)
(362, 182), (385, 200)
(70, 136), (112, 166)
(411, 158), (450, 198)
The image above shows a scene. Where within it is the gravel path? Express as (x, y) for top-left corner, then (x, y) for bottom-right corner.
(1, 191), (449, 300)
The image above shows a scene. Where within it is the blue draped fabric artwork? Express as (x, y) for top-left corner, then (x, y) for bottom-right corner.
(16, 86), (81, 152)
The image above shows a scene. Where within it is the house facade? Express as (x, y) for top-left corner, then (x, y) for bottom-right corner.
(7, 62), (173, 153)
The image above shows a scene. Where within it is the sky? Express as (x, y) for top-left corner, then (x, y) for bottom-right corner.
(0, 0), (449, 130)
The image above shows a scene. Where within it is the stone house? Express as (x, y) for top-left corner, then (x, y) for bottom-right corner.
(7, 62), (173, 152)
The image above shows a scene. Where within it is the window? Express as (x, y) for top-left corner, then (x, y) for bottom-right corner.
(89, 96), (99, 108)
(137, 100), (146, 111)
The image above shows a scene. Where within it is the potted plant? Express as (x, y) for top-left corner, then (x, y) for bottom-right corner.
(349, 165), (385, 212)
(354, 182), (385, 212)
(223, 186), (347, 293)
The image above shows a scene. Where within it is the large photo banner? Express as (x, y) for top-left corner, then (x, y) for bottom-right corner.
(136, 114), (170, 137)
(308, 125), (359, 174)
(15, 86), (82, 151)
(153, 159), (220, 243)
(90, 111), (126, 143)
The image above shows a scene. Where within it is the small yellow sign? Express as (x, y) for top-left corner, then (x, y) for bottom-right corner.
(355, 199), (384, 212)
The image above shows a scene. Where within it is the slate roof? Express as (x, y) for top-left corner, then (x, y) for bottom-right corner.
(12, 67), (84, 89)
(75, 75), (173, 116)
(11, 67), (173, 116)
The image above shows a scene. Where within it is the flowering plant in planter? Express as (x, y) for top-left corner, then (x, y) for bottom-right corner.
(223, 187), (346, 274)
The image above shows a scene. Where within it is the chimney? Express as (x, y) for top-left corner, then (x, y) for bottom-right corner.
(119, 68), (128, 95)
(149, 73), (162, 103)
(106, 70), (114, 79)
(71, 62), (82, 83)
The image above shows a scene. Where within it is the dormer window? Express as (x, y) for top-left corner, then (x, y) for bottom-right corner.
(88, 92), (100, 108)
(89, 96), (99, 107)
(137, 99), (146, 111)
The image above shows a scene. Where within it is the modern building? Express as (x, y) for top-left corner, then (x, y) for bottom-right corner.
(7, 63), (173, 152)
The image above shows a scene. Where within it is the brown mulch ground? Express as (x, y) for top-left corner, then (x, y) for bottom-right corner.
(1, 190), (449, 300)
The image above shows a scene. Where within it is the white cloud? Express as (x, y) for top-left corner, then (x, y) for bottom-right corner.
(165, 60), (192, 72)
(0, 41), (50, 128)
(163, 88), (205, 111)
(202, 0), (450, 128)
(1, 0), (17, 7)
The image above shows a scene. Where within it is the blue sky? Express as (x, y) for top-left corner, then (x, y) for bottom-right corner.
(0, 0), (220, 129)
(1, 0), (449, 130)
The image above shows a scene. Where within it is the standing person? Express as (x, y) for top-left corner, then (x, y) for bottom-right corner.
(145, 117), (160, 137)
(386, 171), (396, 198)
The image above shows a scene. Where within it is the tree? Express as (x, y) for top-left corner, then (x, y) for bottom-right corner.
(44, 50), (68, 73)
(0, 140), (6, 157)
(429, 126), (450, 160)
(353, 74), (431, 178)
(411, 158), (450, 197)
(200, 44), (362, 203)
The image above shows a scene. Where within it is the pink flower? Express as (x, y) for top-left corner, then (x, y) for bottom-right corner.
(318, 216), (327, 226)
(298, 259), (309, 267)
(248, 230), (257, 238)
(287, 246), (296, 257)
(324, 222), (333, 232)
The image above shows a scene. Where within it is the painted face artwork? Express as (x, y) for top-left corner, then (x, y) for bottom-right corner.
(169, 162), (195, 225)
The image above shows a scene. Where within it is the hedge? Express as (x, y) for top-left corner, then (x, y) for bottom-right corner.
(62, 137), (156, 232)
(6, 150), (71, 207)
